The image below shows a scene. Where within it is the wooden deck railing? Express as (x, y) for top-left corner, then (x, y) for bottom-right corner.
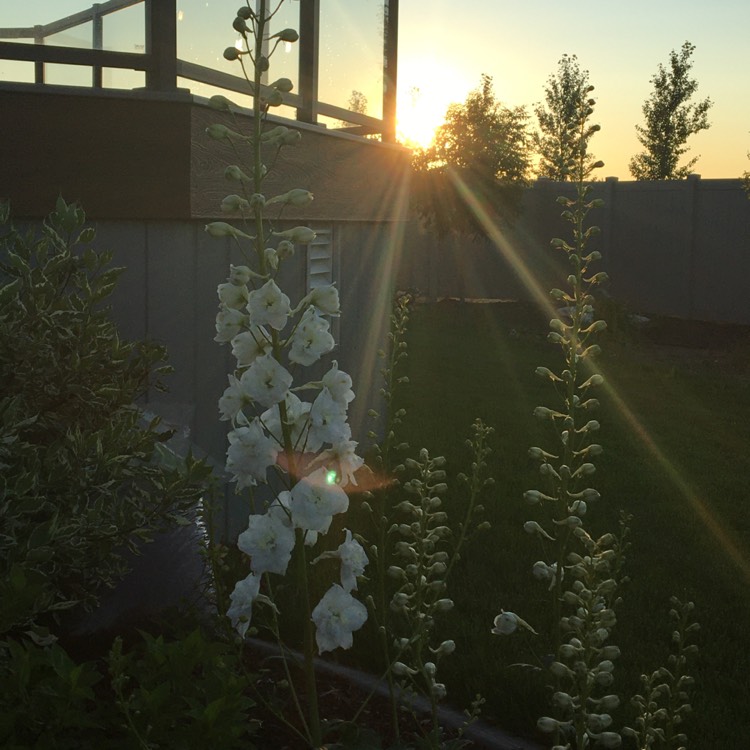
(0, 0), (398, 141)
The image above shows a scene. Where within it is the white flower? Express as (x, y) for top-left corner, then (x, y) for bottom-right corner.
(227, 572), (260, 637)
(312, 528), (368, 591)
(308, 284), (340, 315)
(215, 305), (246, 343)
(218, 373), (250, 421)
(321, 361), (355, 404)
(240, 353), (293, 407)
(290, 467), (349, 533)
(217, 282), (249, 309)
(247, 279), (291, 330)
(226, 418), (279, 488)
(231, 326), (271, 367)
(238, 510), (296, 575)
(309, 388), (351, 446)
(337, 530), (368, 591)
(261, 393), (317, 451)
(307, 439), (363, 487)
(311, 584), (367, 654)
(268, 491), (319, 546)
(289, 308), (335, 366)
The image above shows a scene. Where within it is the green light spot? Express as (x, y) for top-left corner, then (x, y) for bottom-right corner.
(326, 469), (337, 485)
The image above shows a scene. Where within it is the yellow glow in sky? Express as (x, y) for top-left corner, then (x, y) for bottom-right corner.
(396, 58), (475, 149)
(398, 0), (750, 179)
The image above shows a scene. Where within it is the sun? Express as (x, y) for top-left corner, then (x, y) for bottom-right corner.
(396, 60), (475, 149)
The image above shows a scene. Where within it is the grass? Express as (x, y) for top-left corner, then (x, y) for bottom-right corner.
(359, 298), (750, 749)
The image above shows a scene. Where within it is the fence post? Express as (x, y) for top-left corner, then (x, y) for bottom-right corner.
(603, 176), (618, 279)
(687, 173), (701, 320)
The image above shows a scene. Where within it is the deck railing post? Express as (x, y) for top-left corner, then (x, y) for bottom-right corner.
(145, 0), (177, 91)
(33, 25), (44, 84)
(297, 0), (319, 125)
(382, 0), (398, 142)
(92, 4), (103, 88)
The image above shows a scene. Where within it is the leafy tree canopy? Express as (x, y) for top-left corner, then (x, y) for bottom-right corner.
(629, 41), (712, 180)
(411, 74), (532, 236)
(535, 54), (600, 181)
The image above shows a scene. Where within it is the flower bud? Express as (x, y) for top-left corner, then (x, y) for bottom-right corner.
(551, 661), (573, 679)
(436, 639), (456, 655)
(537, 716), (559, 734)
(523, 521), (554, 541)
(492, 611), (518, 635)
(552, 691), (575, 708)
(587, 713), (613, 732)
(209, 94), (237, 111)
(600, 645), (621, 660)
(266, 188), (314, 207)
(392, 661), (417, 676)
(433, 598), (454, 612)
(204, 221), (253, 240)
(273, 226), (316, 244)
(270, 77), (294, 92)
(599, 732), (622, 748)
(523, 490), (542, 505)
(221, 194), (251, 213)
(229, 264), (252, 285)
(272, 28), (299, 42)
(224, 165), (251, 184)
(223, 46), (241, 61)
(206, 123), (242, 141)
(276, 239), (295, 259)
(431, 682), (447, 700)
(232, 16), (249, 33)
(598, 694), (620, 711)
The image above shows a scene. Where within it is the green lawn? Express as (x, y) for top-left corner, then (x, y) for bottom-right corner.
(377, 299), (750, 749)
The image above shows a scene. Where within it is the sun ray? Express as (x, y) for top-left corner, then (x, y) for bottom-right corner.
(446, 167), (750, 585)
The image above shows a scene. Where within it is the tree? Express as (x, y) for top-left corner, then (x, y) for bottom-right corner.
(534, 54), (600, 181)
(629, 41), (712, 180)
(411, 74), (532, 236)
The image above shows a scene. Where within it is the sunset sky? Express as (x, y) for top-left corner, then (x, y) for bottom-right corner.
(2, 1), (748, 179)
(397, 0), (750, 179)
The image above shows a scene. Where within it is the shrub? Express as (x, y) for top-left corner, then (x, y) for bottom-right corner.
(0, 197), (211, 640)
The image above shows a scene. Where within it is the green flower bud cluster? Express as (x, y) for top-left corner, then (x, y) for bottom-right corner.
(623, 597), (698, 749)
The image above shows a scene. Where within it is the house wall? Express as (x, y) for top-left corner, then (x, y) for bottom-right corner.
(1, 85), (411, 539)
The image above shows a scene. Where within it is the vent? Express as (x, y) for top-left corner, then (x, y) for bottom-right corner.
(306, 227), (333, 291)
(305, 226), (339, 342)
